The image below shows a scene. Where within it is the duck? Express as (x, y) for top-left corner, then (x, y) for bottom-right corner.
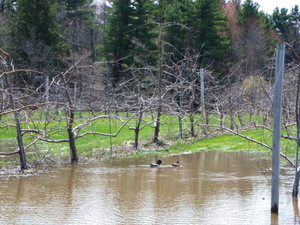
(150, 160), (162, 167)
(171, 161), (180, 167)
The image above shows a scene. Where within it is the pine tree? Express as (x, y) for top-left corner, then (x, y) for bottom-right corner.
(103, 0), (157, 84)
(272, 5), (300, 62)
(0, 0), (14, 49)
(103, 0), (134, 84)
(10, 0), (62, 69)
(58, 0), (96, 57)
(190, 0), (231, 69)
(238, 0), (259, 23)
(164, 0), (193, 62)
(130, 0), (157, 68)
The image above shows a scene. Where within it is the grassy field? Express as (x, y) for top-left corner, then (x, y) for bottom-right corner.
(0, 111), (297, 167)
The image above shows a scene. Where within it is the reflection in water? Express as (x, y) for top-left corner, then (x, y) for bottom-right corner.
(293, 197), (300, 223)
(271, 212), (279, 225)
(0, 151), (299, 224)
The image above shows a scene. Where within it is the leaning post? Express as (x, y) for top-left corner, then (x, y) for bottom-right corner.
(271, 43), (285, 213)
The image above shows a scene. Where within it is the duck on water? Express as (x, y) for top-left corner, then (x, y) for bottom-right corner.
(171, 161), (180, 167)
(150, 160), (162, 167)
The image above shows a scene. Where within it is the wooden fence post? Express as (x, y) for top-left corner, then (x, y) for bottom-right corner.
(45, 75), (49, 119)
(200, 68), (206, 134)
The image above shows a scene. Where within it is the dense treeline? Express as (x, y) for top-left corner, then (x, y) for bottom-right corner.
(0, 0), (299, 84)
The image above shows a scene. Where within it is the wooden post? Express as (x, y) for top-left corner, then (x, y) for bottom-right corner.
(106, 62), (113, 156)
(0, 78), (3, 119)
(200, 68), (206, 134)
(73, 82), (77, 104)
(178, 91), (183, 139)
(271, 43), (285, 213)
(45, 76), (49, 119)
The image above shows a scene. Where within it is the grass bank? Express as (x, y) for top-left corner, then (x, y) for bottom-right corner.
(0, 111), (296, 167)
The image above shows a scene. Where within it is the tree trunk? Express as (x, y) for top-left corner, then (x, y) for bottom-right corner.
(190, 113), (195, 137)
(134, 102), (143, 149)
(4, 65), (28, 170)
(153, 108), (161, 143)
(61, 63), (80, 163)
(68, 111), (78, 163)
(134, 127), (139, 149)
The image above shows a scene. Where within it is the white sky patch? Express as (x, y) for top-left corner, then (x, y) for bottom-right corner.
(92, 0), (299, 15)
(242, 0), (299, 14)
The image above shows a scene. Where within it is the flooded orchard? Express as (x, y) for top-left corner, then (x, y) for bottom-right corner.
(0, 151), (299, 224)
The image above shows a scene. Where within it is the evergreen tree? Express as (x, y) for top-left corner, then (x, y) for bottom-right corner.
(103, 0), (157, 84)
(10, 0), (63, 69)
(103, 0), (134, 84)
(131, 0), (157, 68)
(190, 0), (230, 70)
(0, 0), (14, 49)
(259, 12), (279, 58)
(164, 0), (193, 62)
(272, 5), (300, 62)
(57, 0), (96, 58)
(238, 0), (259, 23)
(290, 5), (300, 61)
(272, 8), (292, 41)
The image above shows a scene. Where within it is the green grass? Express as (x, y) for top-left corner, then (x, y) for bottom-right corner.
(163, 127), (296, 162)
(0, 111), (297, 166)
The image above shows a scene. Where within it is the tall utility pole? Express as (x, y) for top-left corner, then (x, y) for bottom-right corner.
(271, 43), (285, 213)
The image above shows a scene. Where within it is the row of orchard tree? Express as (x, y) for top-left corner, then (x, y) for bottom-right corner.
(1, 44), (300, 171)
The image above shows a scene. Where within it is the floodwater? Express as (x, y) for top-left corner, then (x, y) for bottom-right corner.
(0, 151), (299, 225)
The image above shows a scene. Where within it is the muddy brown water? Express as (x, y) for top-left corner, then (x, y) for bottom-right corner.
(0, 151), (299, 224)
